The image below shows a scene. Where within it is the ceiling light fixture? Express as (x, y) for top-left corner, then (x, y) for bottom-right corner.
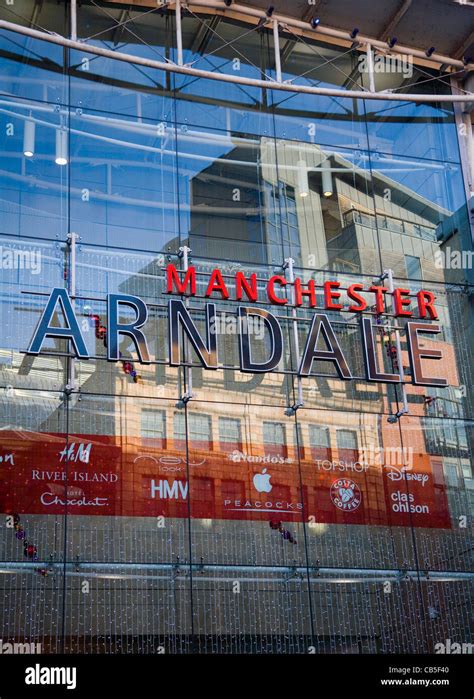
(23, 119), (35, 158)
(296, 160), (309, 198)
(55, 128), (68, 166)
(322, 164), (333, 198)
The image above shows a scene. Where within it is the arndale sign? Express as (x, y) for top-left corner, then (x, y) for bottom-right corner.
(26, 264), (448, 387)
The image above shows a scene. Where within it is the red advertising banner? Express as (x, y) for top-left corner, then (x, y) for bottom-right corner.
(0, 431), (451, 528)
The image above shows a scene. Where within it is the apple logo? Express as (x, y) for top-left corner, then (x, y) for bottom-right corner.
(253, 468), (272, 493)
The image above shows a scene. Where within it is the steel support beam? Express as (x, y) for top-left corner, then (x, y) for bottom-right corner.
(0, 19), (470, 103)
(366, 43), (375, 93)
(454, 30), (474, 61)
(70, 0), (77, 41)
(273, 19), (282, 83)
(378, 0), (412, 42)
(175, 0), (183, 66)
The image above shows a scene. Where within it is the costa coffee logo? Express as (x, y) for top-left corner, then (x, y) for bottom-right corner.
(330, 478), (362, 512)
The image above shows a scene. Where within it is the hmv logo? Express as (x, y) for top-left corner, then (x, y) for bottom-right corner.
(151, 479), (188, 500)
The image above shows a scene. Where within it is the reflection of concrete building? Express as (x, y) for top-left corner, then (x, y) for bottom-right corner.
(189, 139), (455, 280)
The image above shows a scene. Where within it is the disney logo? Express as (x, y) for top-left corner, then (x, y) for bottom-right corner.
(384, 465), (429, 487)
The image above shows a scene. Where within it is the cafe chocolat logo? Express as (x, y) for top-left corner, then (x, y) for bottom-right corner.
(26, 264), (449, 387)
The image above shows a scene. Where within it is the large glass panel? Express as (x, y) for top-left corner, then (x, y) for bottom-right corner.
(0, 391), (67, 652)
(185, 399), (311, 653)
(63, 394), (192, 653)
(370, 154), (472, 285)
(270, 30), (369, 150)
(174, 15), (275, 136)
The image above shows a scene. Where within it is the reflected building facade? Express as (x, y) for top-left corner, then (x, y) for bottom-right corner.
(0, 0), (472, 654)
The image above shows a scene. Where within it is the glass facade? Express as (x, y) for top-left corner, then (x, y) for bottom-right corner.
(0, 1), (472, 655)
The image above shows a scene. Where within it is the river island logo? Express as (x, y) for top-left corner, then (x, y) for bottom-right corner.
(253, 468), (272, 493)
(330, 478), (361, 512)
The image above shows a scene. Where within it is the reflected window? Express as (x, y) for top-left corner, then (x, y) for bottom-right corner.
(263, 421), (287, 458)
(309, 424), (330, 460)
(461, 462), (473, 481)
(141, 409), (166, 447)
(174, 411), (212, 450)
(444, 461), (459, 488)
(294, 423), (304, 459)
(174, 411), (186, 445)
(309, 425), (330, 448)
(218, 417), (242, 452)
(336, 429), (358, 451)
(405, 255), (422, 280)
(266, 182), (300, 264)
